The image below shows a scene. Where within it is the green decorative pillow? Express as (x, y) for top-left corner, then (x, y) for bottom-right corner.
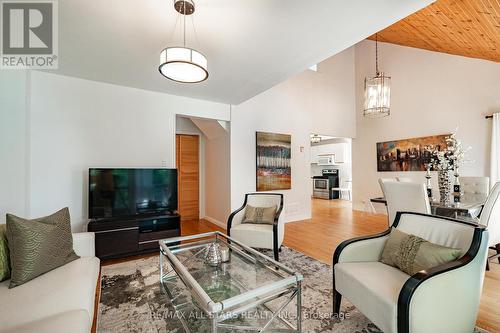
(381, 228), (462, 275)
(0, 224), (10, 282)
(241, 205), (277, 225)
(6, 208), (79, 288)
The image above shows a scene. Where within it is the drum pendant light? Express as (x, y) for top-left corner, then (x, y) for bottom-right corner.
(159, 0), (208, 83)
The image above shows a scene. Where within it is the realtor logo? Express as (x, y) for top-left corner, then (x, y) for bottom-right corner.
(1, 0), (58, 69)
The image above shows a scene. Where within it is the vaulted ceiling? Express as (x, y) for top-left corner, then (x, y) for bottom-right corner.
(49, 0), (434, 104)
(369, 0), (499, 62)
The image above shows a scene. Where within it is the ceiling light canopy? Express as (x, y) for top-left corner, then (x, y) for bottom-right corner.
(363, 35), (390, 118)
(159, 0), (208, 83)
(311, 134), (321, 144)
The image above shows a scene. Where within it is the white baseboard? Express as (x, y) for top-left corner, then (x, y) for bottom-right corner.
(203, 216), (226, 230)
(352, 201), (366, 212)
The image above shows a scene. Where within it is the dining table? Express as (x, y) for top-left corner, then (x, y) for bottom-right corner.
(370, 195), (486, 223)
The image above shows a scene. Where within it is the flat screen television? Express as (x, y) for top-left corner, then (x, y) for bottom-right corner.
(88, 168), (178, 219)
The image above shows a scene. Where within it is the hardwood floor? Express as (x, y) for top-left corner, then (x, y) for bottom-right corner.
(178, 198), (500, 332)
(283, 199), (387, 264)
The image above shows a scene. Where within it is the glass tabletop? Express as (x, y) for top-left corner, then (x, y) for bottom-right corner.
(371, 195), (485, 222)
(159, 232), (302, 332)
(431, 194), (486, 209)
(173, 240), (292, 300)
(159, 232), (300, 310)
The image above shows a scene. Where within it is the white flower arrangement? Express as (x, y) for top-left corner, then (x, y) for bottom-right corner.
(424, 129), (471, 172)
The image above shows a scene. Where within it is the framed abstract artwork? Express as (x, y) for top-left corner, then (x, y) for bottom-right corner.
(377, 134), (449, 172)
(256, 131), (291, 191)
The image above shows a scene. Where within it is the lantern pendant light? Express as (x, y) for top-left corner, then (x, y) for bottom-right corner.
(159, 0), (209, 83)
(363, 34), (390, 117)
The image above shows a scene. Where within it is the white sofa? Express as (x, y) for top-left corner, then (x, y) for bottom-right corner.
(0, 232), (100, 333)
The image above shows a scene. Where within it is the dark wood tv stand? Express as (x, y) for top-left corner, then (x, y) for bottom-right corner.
(87, 213), (181, 260)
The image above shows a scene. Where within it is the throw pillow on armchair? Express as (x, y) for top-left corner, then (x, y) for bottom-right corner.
(241, 205), (277, 225)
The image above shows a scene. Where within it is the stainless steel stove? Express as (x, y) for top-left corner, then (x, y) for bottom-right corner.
(312, 169), (339, 199)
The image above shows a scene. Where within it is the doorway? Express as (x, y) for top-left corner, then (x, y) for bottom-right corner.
(310, 134), (353, 213)
(175, 115), (231, 228)
(176, 134), (200, 221)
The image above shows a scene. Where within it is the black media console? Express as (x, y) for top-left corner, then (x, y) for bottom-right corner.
(87, 214), (181, 260)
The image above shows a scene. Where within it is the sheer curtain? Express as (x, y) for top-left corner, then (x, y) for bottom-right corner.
(491, 113), (500, 186)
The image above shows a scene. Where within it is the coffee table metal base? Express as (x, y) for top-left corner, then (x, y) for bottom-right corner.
(159, 232), (303, 332)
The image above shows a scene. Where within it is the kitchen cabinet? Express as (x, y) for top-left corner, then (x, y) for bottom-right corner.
(310, 143), (346, 164)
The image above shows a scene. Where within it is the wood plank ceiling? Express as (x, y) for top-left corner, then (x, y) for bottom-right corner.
(368, 0), (500, 62)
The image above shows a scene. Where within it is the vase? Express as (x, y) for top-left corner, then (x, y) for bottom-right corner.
(438, 169), (452, 206)
(205, 243), (222, 267)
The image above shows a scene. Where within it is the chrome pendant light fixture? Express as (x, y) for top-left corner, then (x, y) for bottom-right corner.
(363, 34), (390, 117)
(159, 0), (208, 83)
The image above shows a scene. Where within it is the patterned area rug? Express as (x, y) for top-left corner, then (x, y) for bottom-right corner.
(98, 247), (488, 333)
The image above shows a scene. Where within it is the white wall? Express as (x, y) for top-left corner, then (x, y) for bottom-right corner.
(231, 47), (356, 222)
(5, 40), (498, 230)
(352, 40), (500, 211)
(0, 71), (28, 223)
(25, 71), (228, 231)
(204, 126), (231, 226)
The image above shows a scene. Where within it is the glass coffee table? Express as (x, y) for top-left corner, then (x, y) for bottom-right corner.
(159, 231), (303, 332)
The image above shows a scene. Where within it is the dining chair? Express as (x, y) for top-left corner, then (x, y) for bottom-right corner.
(395, 177), (412, 182)
(332, 179), (352, 200)
(362, 199), (377, 214)
(227, 193), (284, 261)
(377, 178), (400, 217)
(378, 178), (398, 198)
(378, 177), (413, 196)
(460, 176), (490, 203)
(382, 181), (431, 226)
(479, 182), (500, 264)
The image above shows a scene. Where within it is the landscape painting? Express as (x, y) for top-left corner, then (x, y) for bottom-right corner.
(377, 134), (449, 172)
(256, 131), (291, 191)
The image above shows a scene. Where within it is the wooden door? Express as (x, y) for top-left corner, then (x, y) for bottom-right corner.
(176, 134), (200, 221)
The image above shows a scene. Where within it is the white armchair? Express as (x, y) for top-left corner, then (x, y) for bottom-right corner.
(333, 212), (489, 333)
(227, 193), (284, 261)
